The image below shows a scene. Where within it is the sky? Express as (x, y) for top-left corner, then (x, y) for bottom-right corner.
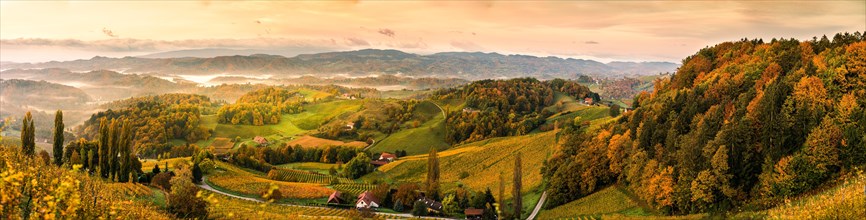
(1, 0), (864, 63)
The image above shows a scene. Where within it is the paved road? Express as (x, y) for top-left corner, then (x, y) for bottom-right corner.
(526, 191), (547, 220)
(197, 176), (450, 219)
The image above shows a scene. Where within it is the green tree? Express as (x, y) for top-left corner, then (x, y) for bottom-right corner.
(342, 153), (373, 179)
(98, 118), (109, 178)
(21, 111), (35, 156)
(192, 162), (203, 184)
(609, 104), (621, 117)
(442, 194), (460, 216)
(513, 153), (523, 219)
(426, 147), (441, 200)
(53, 110), (64, 166)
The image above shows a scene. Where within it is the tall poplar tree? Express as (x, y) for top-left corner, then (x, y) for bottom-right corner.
(53, 110), (64, 166)
(426, 147), (441, 200)
(513, 153), (523, 219)
(21, 111), (35, 156)
(107, 119), (119, 181)
(98, 118), (109, 177)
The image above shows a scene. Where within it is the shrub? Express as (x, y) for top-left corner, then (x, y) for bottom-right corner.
(151, 172), (173, 191)
(412, 200), (428, 216)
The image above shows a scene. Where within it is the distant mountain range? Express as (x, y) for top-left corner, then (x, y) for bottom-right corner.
(0, 49), (679, 80)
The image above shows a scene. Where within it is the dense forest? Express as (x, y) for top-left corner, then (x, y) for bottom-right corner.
(437, 78), (596, 144)
(80, 94), (216, 158)
(543, 33), (866, 214)
(216, 87), (304, 125)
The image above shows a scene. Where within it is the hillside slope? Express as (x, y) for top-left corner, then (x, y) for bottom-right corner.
(543, 33), (866, 214)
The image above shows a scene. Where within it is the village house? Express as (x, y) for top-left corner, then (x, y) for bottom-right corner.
(584, 97), (594, 105)
(344, 122), (355, 130)
(417, 197), (443, 214)
(327, 191), (344, 205)
(464, 208), (484, 220)
(379, 152), (397, 162)
(253, 136), (269, 146)
(356, 191), (380, 209)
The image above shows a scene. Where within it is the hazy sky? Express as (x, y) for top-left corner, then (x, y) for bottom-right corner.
(1, 1), (864, 63)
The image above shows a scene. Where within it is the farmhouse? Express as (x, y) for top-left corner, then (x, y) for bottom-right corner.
(584, 97), (594, 105)
(345, 122), (355, 130)
(355, 191), (380, 209)
(254, 136), (269, 146)
(327, 191), (344, 205)
(464, 208), (484, 219)
(379, 152), (397, 162)
(417, 197), (443, 213)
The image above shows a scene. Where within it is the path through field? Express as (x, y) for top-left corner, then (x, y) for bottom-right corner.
(198, 176), (452, 219)
(527, 191), (547, 220)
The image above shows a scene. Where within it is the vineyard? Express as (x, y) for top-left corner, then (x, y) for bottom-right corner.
(332, 183), (377, 195)
(536, 186), (646, 220)
(209, 162), (334, 199)
(204, 191), (407, 219)
(365, 131), (557, 201)
(763, 169), (866, 219)
(140, 157), (191, 171)
(267, 168), (353, 184)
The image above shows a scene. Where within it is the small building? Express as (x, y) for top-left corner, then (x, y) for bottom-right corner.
(327, 191), (344, 205)
(370, 160), (388, 166)
(584, 97), (594, 105)
(462, 107), (479, 113)
(254, 136), (269, 146)
(464, 208), (484, 219)
(356, 191), (380, 209)
(418, 197), (443, 213)
(379, 152), (397, 162)
(345, 122), (355, 130)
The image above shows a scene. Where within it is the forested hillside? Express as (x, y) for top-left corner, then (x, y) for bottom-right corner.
(216, 88), (304, 125)
(544, 33), (866, 214)
(80, 94), (216, 157)
(437, 78), (596, 144)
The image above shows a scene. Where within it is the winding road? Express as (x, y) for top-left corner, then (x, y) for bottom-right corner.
(197, 176), (450, 219)
(526, 191), (547, 220)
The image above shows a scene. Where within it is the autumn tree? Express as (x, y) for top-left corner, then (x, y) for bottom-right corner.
(167, 167), (208, 218)
(53, 110), (64, 166)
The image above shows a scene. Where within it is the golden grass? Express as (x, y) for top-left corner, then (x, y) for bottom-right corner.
(537, 186), (643, 219)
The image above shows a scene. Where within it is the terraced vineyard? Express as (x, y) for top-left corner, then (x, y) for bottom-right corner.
(267, 168), (353, 184)
(332, 183), (377, 195)
(204, 191), (406, 219)
(209, 162), (334, 199)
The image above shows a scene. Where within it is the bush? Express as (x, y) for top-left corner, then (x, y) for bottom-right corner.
(199, 159), (215, 174)
(458, 171), (470, 179)
(168, 168), (208, 219)
(151, 172), (174, 191)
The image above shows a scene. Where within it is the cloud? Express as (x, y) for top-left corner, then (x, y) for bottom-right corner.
(585, 41), (599, 44)
(344, 37), (370, 46)
(102, 28), (118, 38)
(0, 38), (348, 52)
(377, 28), (396, 38)
(450, 40), (484, 51)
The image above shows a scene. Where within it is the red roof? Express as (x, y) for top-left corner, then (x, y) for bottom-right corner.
(380, 152), (397, 160)
(464, 208), (484, 215)
(327, 191), (343, 204)
(357, 191), (380, 205)
(370, 160), (388, 166)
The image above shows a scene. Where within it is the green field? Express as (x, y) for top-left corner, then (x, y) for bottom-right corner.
(371, 101), (449, 155)
(287, 100), (363, 130)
